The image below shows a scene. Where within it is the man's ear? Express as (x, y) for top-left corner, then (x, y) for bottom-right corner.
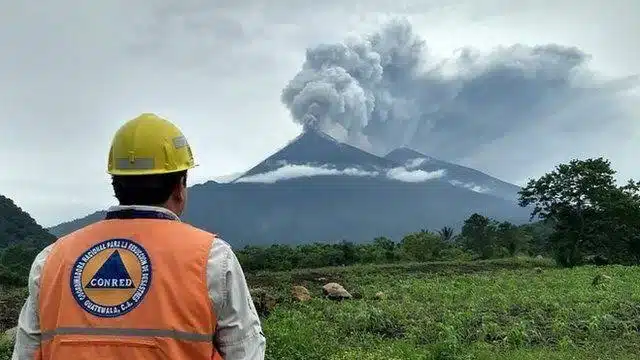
(173, 176), (187, 202)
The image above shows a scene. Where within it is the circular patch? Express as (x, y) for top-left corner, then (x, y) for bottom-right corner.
(70, 238), (152, 318)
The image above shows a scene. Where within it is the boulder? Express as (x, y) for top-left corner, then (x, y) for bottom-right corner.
(291, 286), (311, 302)
(322, 282), (352, 300)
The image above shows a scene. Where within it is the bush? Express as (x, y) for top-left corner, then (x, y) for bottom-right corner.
(0, 333), (13, 360)
(0, 287), (27, 332)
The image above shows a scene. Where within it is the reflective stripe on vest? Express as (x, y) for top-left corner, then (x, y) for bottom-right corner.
(41, 327), (213, 342)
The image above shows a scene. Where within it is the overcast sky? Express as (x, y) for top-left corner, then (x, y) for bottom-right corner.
(1, 0), (638, 227)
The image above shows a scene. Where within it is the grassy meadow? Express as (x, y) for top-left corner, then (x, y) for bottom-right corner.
(3, 257), (640, 359)
(252, 257), (640, 359)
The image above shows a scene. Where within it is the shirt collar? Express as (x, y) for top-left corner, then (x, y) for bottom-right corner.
(106, 205), (181, 222)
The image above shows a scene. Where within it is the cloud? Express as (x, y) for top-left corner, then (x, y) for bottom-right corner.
(404, 158), (428, 169)
(234, 163), (378, 183)
(234, 162), (445, 184)
(387, 167), (445, 182)
(449, 180), (490, 193)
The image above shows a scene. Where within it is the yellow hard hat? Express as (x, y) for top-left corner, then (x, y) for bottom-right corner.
(107, 113), (197, 175)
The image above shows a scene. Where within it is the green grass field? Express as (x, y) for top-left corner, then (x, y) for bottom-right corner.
(249, 258), (640, 360)
(3, 257), (640, 359)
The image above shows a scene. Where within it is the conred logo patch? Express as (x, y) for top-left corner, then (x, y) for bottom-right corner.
(70, 238), (152, 318)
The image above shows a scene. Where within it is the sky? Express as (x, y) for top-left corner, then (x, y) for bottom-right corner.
(0, 0), (638, 227)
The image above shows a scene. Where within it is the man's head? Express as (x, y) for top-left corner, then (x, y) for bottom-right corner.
(107, 113), (197, 216)
(111, 170), (188, 215)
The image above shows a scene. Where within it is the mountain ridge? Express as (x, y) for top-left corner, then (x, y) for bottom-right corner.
(235, 130), (399, 181)
(384, 147), (522, 201)
(48, 130), (530, 247)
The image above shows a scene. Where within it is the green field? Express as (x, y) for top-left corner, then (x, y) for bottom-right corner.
(3, 257), (640, 359)
(250, 258), (640, 360)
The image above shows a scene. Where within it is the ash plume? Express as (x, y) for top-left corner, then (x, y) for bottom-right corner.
(281, 18), (638, 160)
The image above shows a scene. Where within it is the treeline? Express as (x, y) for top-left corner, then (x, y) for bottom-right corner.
(236, 215), (554, 272)
(238, 157), (640, 270)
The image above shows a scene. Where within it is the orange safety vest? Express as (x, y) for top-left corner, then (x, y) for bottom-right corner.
(36, 209), (224, 360)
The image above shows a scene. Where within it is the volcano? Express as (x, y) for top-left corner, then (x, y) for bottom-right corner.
(48, 130), (531, 247)
(384, 147), (522, 201)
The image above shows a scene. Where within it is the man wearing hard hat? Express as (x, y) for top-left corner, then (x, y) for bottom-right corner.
(11, 113), (266, 359)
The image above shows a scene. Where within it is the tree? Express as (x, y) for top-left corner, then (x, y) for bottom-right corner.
(338, 240), (358, 265)
(495, 221), (530, 257)
(518, 157), (640, 266)
(438, 226), (454, 242)
(459, 213), (498, 259)
(518, 219), (555, 256)
(372, 237), (398, 262)
(0, 194), (56, 288)
(401, 230), (446, 262)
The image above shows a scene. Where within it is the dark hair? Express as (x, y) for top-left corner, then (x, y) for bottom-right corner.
(112, 170), (187, 206)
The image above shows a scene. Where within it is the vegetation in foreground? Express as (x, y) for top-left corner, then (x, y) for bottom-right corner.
(3, 257), (640, 359)
(250, 258), (640, 360)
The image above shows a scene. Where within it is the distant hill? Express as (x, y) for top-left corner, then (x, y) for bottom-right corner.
(46, 210), (106, 242)
(0, 195), (56, 287)
(0, 195), (55, 250)
(48, 130), (532, 247)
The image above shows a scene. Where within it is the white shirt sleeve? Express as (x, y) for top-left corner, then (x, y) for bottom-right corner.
(11, 244), (54, 360)
(206, 238), (266, 359)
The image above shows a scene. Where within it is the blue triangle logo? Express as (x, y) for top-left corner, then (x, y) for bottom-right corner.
(85, 250), (135, 289)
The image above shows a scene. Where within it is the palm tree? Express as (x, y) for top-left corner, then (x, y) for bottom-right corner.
(438, 226), (454, 242)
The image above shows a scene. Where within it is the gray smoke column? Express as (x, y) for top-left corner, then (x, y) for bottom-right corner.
(281, 18), (638, 160)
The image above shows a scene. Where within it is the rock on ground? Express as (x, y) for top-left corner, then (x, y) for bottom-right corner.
(291, 286), (311, 302)
(322, 282), (352, 300)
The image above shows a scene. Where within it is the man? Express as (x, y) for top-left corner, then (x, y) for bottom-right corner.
(12, 113), (266, 359)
